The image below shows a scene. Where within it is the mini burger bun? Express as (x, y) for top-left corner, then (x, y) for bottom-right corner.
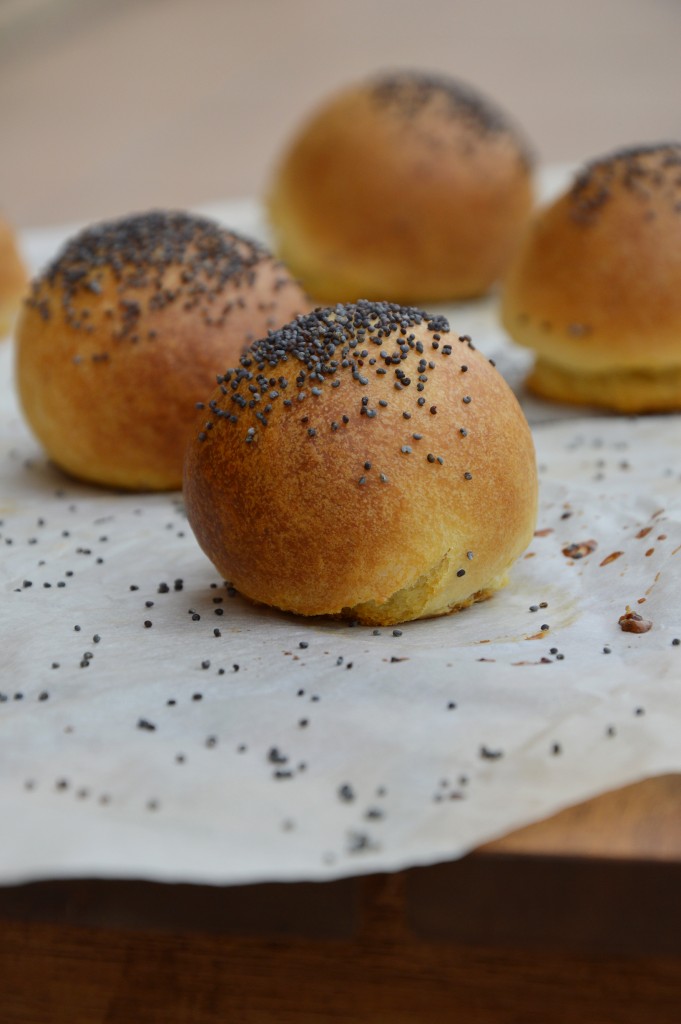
(501, 143), (681, 412)
(0, 212), (28, 338)
(267, 71), (534, 304)
(16, 211), (309, 490)
(183, 301), (537, 626)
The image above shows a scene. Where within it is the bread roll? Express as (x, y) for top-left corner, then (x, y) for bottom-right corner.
(0, 213), (28, 338)
(16, 211), (309, 490)
(184, 300), (537, 626)
(266, 71), (534, 304)
(501, 143), (681, 412)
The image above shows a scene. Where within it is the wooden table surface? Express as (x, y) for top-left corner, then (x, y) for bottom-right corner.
(2, 1), (681, 1020)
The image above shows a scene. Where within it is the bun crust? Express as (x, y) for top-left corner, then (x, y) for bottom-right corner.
(0, 214), (28, 338)
(501, 144), (681, 411)
(16, 211), (309, 490)
(267, 72), (534, 304)
(183, 301), (537, 625)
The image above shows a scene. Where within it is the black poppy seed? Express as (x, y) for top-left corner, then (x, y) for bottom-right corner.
(144, 620), (152, 628)
(299, 641), (309, 649)
(464, 471), (472, 480)
(427, 453), (435, 463)
(551, 742), (562, 755)
(540, 624), (550, 631)
(412, 433), (423, 440)
(342, 415), (349, 424)
(192, 613), (200, 621)
(401, 446), (412, 455)
(635, 707), (646, 716)
(460, 428), (468, 436)
(462, 396), (471, 404)
(298, 719), (309, 728)
(137, 719), (156, 731)
(672, 638), (680, 646)
(603, 646), (611, 654)
(392, 629), (403, 637)
(379, 399), (388, 407)
(460, 364), (468, 372)
(556, 653), (565, 660)
(213, 628), (221, 637)
(467, 551), (474, 560)
(74, 625), (81, 631)
(214, 607), (224, 616)
(480, 745), (503, 760)
(338, 784), (355, 802)
(417, 397), (425, 406)
(307, 428), (316, 437)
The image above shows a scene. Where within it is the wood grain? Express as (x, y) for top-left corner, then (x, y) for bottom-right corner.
(482, 773), (681, 860)
(2, 871), (681, 1024)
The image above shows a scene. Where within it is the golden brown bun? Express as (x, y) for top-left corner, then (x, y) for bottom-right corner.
(501, 143), (681, 412)
(0, 213), (28, 338)
(267, 71), (534, 304)
(184, 301), (537, 625)
(16, 211), (309, 490)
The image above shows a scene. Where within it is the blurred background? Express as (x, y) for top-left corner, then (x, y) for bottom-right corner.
(2, 0), (680, 228)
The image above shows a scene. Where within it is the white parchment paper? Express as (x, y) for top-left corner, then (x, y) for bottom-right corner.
(1, 173), (680, 886)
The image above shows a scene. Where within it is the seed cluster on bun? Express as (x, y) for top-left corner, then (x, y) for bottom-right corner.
(267, 71), (534, 304)
(501, 143), (681, 412)
(183, 300), (537, 626)
(15, 211), (309, 490)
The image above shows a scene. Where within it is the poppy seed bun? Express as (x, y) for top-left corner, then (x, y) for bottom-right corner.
(16, 211), (309, 490)
(501, 143), (681, 412)
(266, 71), (534, 304)
(183, 301), (537, 626)
(0, 213), (28, 338)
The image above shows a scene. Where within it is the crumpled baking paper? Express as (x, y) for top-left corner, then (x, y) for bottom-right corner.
(1, 174), (680, 886)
